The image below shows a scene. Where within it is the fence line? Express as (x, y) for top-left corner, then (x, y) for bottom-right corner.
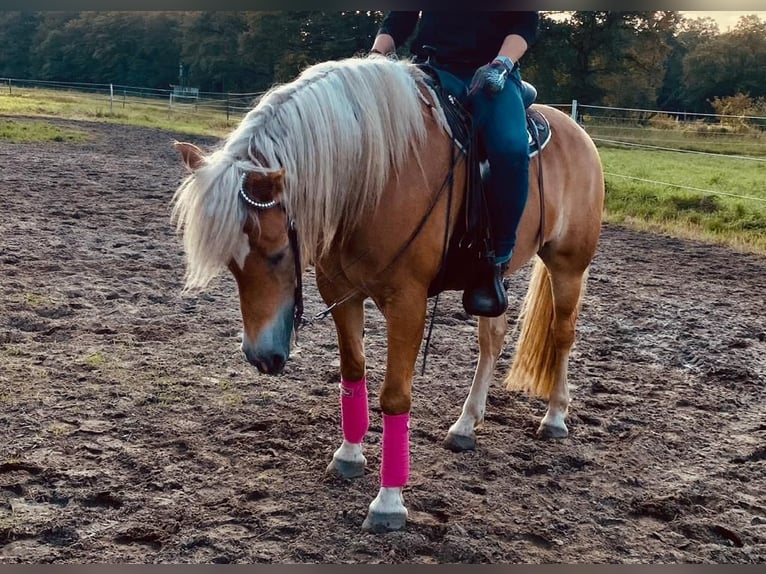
(591, 137), (766, 163)
(0, 76), (263, 99)
(2, 76), (765, 129)
(0, 76), (263, 119)
(602, 173), (766, 204)
(579, 103), (766, 123)
(1, 78), (764, 206)
(568, 100), (766, 207)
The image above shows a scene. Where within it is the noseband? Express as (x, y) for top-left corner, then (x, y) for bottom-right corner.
(239, 174), (304, 335)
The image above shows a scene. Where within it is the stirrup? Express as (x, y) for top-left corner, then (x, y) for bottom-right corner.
(461, 263), (508, 317)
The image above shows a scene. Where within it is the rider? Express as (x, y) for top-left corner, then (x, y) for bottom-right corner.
(370, 11), (540, 317)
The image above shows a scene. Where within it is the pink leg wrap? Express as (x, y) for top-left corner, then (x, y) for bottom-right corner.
(340, 377), (369, 444)
(380, 412), (410, 488)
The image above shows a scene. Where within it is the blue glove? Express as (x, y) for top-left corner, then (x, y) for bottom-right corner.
(469, 56), (516, 96)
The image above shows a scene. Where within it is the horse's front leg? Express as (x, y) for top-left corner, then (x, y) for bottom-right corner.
(445, 314), (508, 451)
(362, 290), (427, 532)
(326, 298), (369, 478)
(317, 271), (369, 479)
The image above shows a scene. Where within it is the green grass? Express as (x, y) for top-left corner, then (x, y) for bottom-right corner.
(0, 87), (239, 137)
(598, 146), (766, 253)
(83, 352), (106, 368)
(0, 118), (89, 143)
(587, 123), (766, 158)
(2, 85), (764, 253)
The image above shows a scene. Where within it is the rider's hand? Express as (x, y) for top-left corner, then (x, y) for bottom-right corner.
(468, 56), (515, 96)
(369, 48), (395, 59)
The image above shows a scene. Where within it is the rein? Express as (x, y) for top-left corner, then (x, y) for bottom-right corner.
(238, 150), (459, 340)
(237, 113), (547, 368)
(529, 117), (546, 252)
(235, 82), (468, 372)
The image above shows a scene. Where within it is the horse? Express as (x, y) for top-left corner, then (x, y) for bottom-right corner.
(170, 55), (604, 532)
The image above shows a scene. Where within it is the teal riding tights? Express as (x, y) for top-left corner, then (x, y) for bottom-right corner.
(436, 66), (531, 265)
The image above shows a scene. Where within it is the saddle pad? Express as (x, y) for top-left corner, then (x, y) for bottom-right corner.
(526, 108), (551, 158)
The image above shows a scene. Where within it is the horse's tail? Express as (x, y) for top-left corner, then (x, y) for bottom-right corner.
(504, 257), (584, 399)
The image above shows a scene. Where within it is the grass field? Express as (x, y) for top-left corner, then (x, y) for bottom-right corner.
(0, 118), (90, 143)
(598, 146), (766, 253)
(2, 86), (764, 254)
(0, 87), (239, 137)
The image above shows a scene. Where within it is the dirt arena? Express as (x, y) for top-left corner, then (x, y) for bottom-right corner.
(1, 118), (764, 563)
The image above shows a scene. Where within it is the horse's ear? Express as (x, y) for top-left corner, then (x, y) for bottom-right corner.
(174, 141), (205, 171)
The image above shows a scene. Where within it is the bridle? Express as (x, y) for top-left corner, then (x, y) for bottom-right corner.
(238, 173), (305, 335)
(235, 74), (469, 352)
(237, 155), (457, 345)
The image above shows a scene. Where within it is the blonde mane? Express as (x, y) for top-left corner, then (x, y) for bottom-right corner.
(171, 56), (439, 291)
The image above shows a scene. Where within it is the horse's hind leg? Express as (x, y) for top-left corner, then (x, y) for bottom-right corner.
(505, 258), (589, 439)
(444, 314), (507, 451)
(538, 265), (588, 438)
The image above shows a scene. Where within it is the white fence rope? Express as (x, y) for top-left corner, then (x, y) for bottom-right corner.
(591, 137), (766, 163)
(580, 103), (766, 123)
(573, 101), (766, 206)
(602, 172), (766, 204)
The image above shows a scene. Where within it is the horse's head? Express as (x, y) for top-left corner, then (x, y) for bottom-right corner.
(175, 142), (297, 375)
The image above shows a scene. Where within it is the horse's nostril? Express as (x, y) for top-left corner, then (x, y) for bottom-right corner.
(243, 348), (286, 375)
(269, 354), (286, 374)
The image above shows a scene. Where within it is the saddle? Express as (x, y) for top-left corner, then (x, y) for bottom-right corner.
(416, 62), (552, 297)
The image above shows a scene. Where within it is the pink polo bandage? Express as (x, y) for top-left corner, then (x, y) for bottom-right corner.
(380, 412), (410, 488)
(340, 377), (369, 444)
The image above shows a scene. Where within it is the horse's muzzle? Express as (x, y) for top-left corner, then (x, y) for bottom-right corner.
(243, 347), (287, 375)
(238, 304), (294, 375)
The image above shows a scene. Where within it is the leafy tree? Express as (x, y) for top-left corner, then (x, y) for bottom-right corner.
(0, 12), (40, 78)
(29, 12), (182, 88)
(522, 13), (577, 105)
(238, 11), (309, 89)
(6, 9), (765, 114)
(237, 11), (383, 91)
(657, 15), (719, 110)
(599, 11), (681, 108)
(529, 11), (680, 108)
(34, 21), (88, 81)
(302, 11), (384, 61)
(682, 15), (766, 112)
(563, 11), (626, 104)
(181, 11), (248, 92)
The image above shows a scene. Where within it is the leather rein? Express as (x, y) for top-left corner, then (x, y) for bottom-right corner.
(236, 93), (547, 348)
(237, 152), (459, 340)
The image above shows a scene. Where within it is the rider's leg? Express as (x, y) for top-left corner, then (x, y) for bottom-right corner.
(462, 68), (530, 317)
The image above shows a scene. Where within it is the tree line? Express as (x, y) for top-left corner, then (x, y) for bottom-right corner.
(1, 11), (765, 114)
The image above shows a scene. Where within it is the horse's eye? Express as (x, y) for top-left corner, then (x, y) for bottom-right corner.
(268, 250), (287, 268)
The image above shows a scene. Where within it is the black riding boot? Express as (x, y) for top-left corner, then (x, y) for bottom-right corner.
(462, 259), (508, 317)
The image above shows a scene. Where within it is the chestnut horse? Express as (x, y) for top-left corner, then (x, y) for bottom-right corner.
(171, 56), (604, 532)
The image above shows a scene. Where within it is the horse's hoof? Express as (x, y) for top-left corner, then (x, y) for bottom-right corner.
(361, 510), (407, 532)
(443, 432), (477, 452)
(537, 422), (568, 439)
(326, 457), (366, 479)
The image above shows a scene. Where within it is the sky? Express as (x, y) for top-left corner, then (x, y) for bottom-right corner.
(680, 11), (766, 30)
(547, 11), (766, 32)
